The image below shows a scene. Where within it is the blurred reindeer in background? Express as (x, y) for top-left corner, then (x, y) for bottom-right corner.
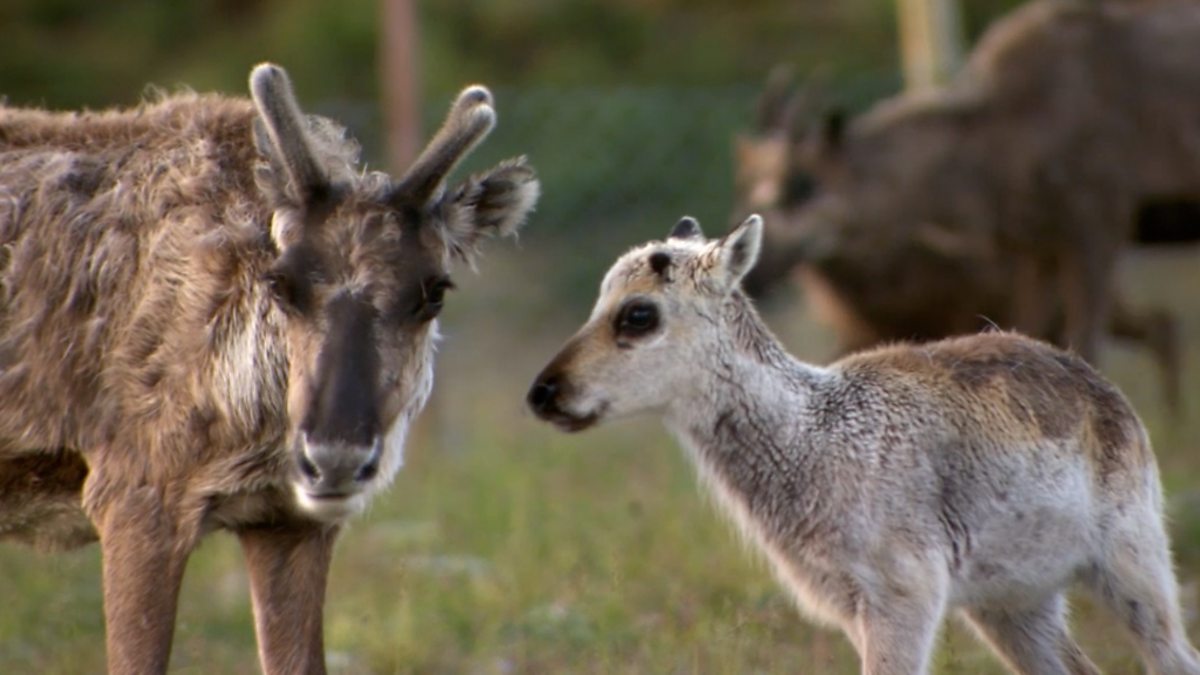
(733, 0), (1200, 409)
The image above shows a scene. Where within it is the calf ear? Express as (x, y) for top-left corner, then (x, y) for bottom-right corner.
(712, 214), (763, 292)
(668, 216), (704, 240)
(442, 157), (540, 260)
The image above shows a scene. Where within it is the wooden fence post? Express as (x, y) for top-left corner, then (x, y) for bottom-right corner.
(897, 0), (966, 91)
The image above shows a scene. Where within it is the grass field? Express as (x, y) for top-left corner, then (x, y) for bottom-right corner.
(2, 244), (1199, 674)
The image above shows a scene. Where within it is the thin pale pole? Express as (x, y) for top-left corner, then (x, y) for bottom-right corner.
(897, 0), (966, 91)
(380, 0), (422, 171)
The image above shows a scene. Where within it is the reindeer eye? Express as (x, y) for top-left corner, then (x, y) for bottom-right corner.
(415, 276), (454, 321)
(784, 173), (816, 204)
(615, 300), (659, 339)
(265, 270), (303, 312)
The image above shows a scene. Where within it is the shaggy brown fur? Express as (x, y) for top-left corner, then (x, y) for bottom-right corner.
(0, 64), (538, 674)
(733, 0), (1199, 407)
(0, 92), (280, 535)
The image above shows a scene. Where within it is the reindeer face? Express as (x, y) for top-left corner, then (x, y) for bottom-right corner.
(251, 65), (538, 520)
(528, 216), (762, 431)
(732, 109), (844, 300)
(734, 133), (791, 212)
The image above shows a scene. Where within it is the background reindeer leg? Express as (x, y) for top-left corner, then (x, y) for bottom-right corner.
(1108, 297), (1181, 412)
(1058, 190), (1128, 365)
(238, 522), (340, 675)
(91, 483), (192, 675)
(1012, 251), (1054, 341)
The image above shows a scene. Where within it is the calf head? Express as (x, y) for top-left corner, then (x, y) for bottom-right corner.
(528, 215), (763, 431)
(250, 64), (538, 519)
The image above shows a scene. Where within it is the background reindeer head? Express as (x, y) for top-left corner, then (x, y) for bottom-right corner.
(731, 66), (845, 298)
(250, 64), (538, 520)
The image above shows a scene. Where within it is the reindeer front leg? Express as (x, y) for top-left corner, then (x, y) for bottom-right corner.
(1012, 252), (1054, 342)
(92, 485), (193, 675)
(1059, 242), (1116, 366)
(238, 522), (339, 675)
(1054, 182), (1130, 365)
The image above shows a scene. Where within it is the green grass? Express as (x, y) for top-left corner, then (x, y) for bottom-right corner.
(2, 247), (1200, 673)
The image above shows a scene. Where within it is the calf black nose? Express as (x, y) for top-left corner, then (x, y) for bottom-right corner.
(527, 375), (560, 414)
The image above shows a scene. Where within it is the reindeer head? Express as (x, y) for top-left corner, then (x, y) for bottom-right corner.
(732, 66), (844, 298)
(527, 215), (762, 431)
(249, 64), (538, 520)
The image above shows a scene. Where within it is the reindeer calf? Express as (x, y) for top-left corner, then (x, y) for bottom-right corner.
(528, 214), (1199, 675)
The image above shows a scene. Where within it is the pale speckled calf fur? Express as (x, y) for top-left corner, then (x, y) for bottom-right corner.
(530, 213), (1200, 675)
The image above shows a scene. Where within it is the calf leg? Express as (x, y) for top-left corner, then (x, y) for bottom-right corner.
(960, 595), (1099, 675)
(238, 522), (339, 675)
(93, 485), (193, 675)
(1081, 512), (1200, 675)
(854, 596), (945, 675)
(851, 563), (948, 675)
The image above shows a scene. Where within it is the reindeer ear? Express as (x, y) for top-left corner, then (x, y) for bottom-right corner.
(441, 157), (540, 261)
(792, 107), (848, 173)
(754, 64), (796, 133)
(712, 214), (763, 292)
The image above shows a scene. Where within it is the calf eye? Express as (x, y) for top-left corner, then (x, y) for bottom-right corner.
(415, 276), (455, 321)
(615, 300), (659, 339)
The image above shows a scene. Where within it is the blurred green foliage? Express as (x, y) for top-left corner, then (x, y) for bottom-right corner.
(0, 0), (1023, 106)
(8, 0), (1028, 299)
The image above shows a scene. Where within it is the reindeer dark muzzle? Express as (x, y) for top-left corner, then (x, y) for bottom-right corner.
(295, 292), (384, 498)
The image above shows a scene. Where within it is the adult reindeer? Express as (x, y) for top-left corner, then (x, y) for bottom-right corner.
(0, 63), (539, 673)
(733, 0), (1200, 408)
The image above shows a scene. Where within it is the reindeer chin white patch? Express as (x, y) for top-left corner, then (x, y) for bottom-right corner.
(547, 387), (611, 432)
(294, 488), (370, 522)
(290, 352), (433, 523)
(376, 411), (412, 486)
(290, 416), (415, 522)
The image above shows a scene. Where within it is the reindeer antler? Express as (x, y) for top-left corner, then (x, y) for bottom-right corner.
(249, 63), (330, 206)
(395, 85), (496, 206)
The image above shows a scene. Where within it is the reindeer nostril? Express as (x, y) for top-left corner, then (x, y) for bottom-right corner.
(297, 453), (321, 482)
(527, 376), (560, 413)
